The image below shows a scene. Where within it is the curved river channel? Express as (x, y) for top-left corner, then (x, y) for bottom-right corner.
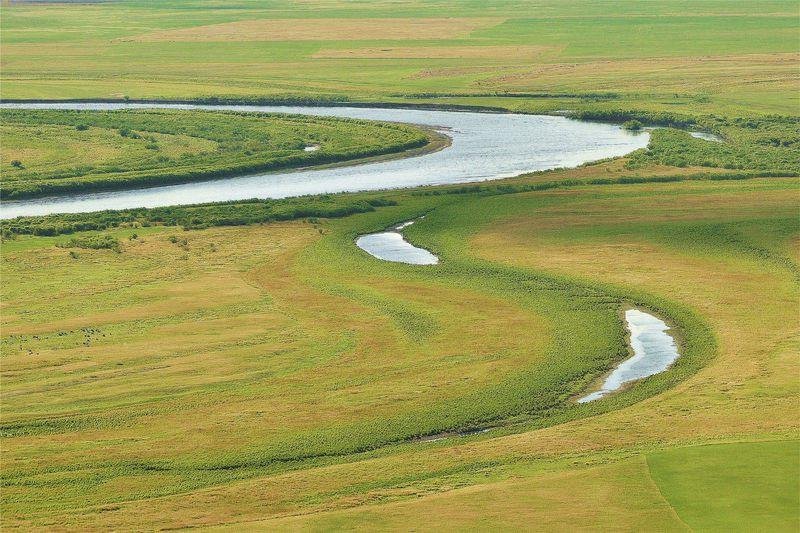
(0, 103), (649, 218)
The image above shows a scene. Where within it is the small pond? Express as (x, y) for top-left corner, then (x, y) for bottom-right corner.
(690, 131), (724, 142)
(578, 309), (680, 403)
(356, 219), (438, 265)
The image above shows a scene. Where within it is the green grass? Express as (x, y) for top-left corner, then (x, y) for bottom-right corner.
(647, 441), (800, 531)
(0, 108), (429, 199)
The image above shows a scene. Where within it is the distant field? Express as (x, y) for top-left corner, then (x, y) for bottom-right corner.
(1, 0), (798, 114)
(0, 108), (430, 198)
(123, 17), (504, 42)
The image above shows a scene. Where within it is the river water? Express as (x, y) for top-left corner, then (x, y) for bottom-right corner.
(0, 103), (649, 218)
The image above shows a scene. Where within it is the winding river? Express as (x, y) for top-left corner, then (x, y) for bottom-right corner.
(0, 103), (649, 219)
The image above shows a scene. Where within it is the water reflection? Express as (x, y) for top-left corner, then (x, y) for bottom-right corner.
(578, 309), (680, 403)
(356, 219), (438, 265)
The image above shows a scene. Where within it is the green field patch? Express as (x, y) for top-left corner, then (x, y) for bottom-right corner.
(647, 440), (800, 532)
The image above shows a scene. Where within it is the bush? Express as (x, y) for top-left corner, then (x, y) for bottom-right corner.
(10, 160), (23, 168)
(56, 234), (121, 252)
(622, 120), (643, 131)
(627, 119), (799, 172)
(75, 124), (89, 131)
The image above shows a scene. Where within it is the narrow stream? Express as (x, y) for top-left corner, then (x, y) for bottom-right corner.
(578, 309), (680, 403)
(356, 219), (438, 265)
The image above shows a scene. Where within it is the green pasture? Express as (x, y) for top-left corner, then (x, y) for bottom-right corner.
(647, 440), (800, 531)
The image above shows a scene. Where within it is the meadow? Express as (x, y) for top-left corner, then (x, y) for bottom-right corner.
(0, 0), (798, 530)
(1, 0), (798, 115)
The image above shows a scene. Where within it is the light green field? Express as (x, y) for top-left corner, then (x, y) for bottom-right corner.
(1, 0), (799, 530)
(647, 440), (800, 531)
(1, 0), (798, 114)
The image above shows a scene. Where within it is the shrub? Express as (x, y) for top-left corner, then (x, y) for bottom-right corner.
(622, 120), (643, 131)
(57, 234), (121, 252)
(10, 160), (23, 168)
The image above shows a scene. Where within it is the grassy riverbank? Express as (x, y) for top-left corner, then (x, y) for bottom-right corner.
(0, 108), (430, 199)
(3, 108), (796, 238)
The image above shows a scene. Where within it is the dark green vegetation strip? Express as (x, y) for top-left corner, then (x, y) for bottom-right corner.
(647, 440), (800, 531)
(0, 195), (398, 237)
(0, 108), (429, 199)
(3, 172), (795, 239)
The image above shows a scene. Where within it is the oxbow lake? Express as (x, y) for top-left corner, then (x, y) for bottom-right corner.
(356, 219), (439, 265)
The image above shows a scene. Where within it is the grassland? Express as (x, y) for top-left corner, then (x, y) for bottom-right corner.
(0, 108), (430, 199)
(1, 0), (798, 530)
(2, 173), (798, 529)
(1, 0), (798, 115)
